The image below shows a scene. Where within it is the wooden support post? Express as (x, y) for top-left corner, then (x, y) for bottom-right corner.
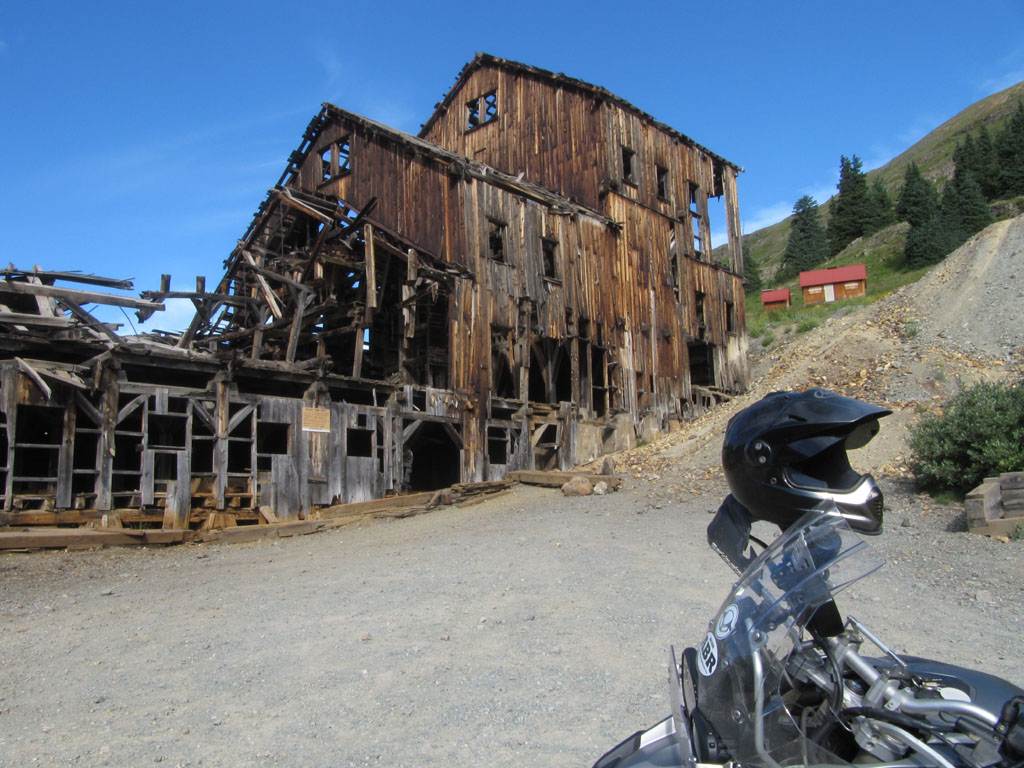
(57, 397), (76, 508)
(95, 365), (119, 511)
(243, 251), (283, 320)
(2, 366), (16, 511)
(364, 223), (377, 320)
(285, 291), (312, 363)
(214, 379), (229, 510)
(352, 327), (364, 378)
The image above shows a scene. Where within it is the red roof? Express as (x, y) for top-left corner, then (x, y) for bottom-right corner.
(799, 264), (867, 288)
(761, 288), (791, 303)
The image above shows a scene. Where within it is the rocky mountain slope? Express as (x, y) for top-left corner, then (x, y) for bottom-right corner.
(616, 213), (1024, 489)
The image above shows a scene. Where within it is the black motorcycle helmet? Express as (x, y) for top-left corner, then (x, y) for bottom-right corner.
(722, 388), (891, 534)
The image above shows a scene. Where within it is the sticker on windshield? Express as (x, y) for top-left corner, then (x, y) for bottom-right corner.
(697, 632), (719, 676)
(715, 604), (739, 639)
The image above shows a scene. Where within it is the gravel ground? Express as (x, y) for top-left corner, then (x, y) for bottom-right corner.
(2, 475), (1022, 768)
(3, 215), (1023, 768)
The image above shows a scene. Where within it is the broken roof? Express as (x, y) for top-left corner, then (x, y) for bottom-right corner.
(418, 52), (743, 173)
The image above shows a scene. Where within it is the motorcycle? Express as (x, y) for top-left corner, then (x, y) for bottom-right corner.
(592, 497), (1024, 768)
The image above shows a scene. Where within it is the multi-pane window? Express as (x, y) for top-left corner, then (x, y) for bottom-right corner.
(466, 90), (498, 130)
(320, 135), (352, 181)
(690, 184), (703, 256)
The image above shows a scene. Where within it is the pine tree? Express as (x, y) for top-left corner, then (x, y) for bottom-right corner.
(743, 243), (763, 295)
(782, 195), (828, 275)
(826, 155), (872, 255)
(904, 215), (956, 268)
(943, 172), (993, 245)
(865, 176), (896, 233)
(995, 99), (1024, 196)
(896, 163), (940, 227)
(973, 125), (1002, 200)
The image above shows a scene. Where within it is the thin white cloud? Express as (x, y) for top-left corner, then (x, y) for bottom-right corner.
(742, 202), (793, 234)
(981, 67), (1024, 94)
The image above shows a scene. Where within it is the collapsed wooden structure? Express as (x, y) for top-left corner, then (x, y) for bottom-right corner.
(0, 53), (749, 530)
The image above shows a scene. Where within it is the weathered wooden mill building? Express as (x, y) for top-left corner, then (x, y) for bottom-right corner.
(0, 53), (748, 531)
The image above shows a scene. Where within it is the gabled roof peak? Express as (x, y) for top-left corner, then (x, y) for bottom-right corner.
(418, 52), (741, 172)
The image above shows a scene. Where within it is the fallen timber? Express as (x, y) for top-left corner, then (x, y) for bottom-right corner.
(0, 475), (617, 550)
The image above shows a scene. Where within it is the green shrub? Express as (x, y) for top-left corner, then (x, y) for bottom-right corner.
(797, 318), (820, 333)
(909, 380), (1024, 496)
(761, 332), (775, 347)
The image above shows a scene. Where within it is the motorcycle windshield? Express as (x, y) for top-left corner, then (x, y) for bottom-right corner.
(695, 508), (883, 768)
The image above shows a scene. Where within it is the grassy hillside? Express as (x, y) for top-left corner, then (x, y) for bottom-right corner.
(718, 79), (1024, 285)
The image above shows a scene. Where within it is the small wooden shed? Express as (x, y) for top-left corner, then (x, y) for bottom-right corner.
(799, 264), (867, 304)
(760, 288), (791, 311)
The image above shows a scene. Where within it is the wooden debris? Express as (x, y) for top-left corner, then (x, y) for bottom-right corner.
(507, 471), (622, 490)
(965, 472), (1024, 537)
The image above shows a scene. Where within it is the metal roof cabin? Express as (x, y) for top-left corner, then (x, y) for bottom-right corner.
(799, 264), (867, 304)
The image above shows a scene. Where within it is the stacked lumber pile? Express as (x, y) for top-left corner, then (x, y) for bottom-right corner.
(965, 471), (1024, 537)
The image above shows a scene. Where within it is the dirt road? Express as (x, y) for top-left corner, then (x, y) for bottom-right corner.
(2, 475), (1022, 768)
(2, 216), (1023, 767)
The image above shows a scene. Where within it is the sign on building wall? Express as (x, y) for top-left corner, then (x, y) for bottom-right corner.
(302, 407), (331, 433)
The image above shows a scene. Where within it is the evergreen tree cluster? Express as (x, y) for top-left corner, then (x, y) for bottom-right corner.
(900, 99), (1024, 267)
(775, 100), (1024, 279)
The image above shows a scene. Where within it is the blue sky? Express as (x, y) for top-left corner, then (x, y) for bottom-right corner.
(2, 0), (1023, 332)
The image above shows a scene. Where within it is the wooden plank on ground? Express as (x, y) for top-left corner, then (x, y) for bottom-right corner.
(318, 491), (436, 519)
(506, 470), (621, 489)
(0, 528), (185, 550)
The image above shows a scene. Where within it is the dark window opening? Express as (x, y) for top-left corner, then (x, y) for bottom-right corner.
(347, 428), (373, 458)
(405, 421), (461, 491)
(257, 422), (290, 455)
(694, 290), (706, 340)
(191, 439), (214, 473)
(466, 98), (481, 129)
(622, 146), (636, 185)
(541, 238), (558, 278)
(726, 301), (736, 333)
(483, 90), (498, 122)
(12, 446), (58, 480)
(488, 220), (506, 262)
(487, 426), (508, 465)
(591, 346), (607, 417)
(533, 424), (559, 471)
(154, 453), (177, 481)
(492, 349), (516, 399)
(148, 414), (187, 449)
(73, 433), (98, 470)
(227, 440), (251, 473)
(16, 405), (64, 444)
(656, 166), (669, 199)
(117, 395), (144, 432)
(228, 403), (252, 438)
(528, 339), (571, 404)
(113, 434), (141, 472)
(405, 291), (450, 389)
(688, 341), (715, 387)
